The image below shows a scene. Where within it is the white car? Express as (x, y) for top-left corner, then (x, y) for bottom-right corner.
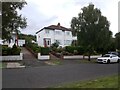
(97, 54), (120, 63)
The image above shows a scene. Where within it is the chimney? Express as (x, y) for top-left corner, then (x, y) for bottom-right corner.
(57, 23), (60, 27)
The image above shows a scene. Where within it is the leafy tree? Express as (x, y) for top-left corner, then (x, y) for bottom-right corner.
(71, 3), (112, 61)
(18, 33), (36, 44)
(115, 32), (120, 50)
(2, 2), (27, 42)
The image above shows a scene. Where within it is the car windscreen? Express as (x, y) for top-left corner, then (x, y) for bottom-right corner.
(103, 55), (110, 57)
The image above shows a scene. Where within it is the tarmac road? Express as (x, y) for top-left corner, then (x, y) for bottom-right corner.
(2, 63), (118, 88)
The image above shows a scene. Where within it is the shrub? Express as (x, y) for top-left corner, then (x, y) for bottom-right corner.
(73, 50), (78, 55)
(2, 45), (11, 56)
(26, 43), (41, 53)
(41, 47), (50, 55)
(2, 44), (21, 55)
(65, 46), (77, 53)
(64, 46), (85, 55)
(76, 46), (85, 55)
(56, 46), (64, 53)
(11, 44), (21, 55)
(51, 42), (59, 48)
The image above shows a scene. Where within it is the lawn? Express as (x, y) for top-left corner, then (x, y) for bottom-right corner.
(78, 59), (97, 63)
(53, 74), (119, 88)
(45, 59), (62, 65)
(0, 62), (7, 68)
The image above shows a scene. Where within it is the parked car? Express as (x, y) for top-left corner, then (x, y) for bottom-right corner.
(97, 54), (120, 63)
(108, 51), (120, 57)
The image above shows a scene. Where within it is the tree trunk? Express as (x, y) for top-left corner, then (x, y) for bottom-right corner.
(88, 53), (91, 61)
(83, 55), (85, 59)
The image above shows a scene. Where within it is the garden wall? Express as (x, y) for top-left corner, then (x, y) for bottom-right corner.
(63, 55), (101, 60)
(0, 53), (23, 61)
(38, 53), (50, 60)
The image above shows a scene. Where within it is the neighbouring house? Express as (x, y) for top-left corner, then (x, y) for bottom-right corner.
(1, 32), (25, 47)
(36, 23), (77, 47)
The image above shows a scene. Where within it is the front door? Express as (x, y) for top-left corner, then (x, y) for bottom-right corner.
(44, 38), (51, 47)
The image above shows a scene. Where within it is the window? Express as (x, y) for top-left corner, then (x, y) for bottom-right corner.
(47, 40), (50, 45)
(55, 39), (61, 45)
(55, 31), (61, 35)
(66, 31), (70, 36)
(64, 40), (71, 45)
(45, 30), (49, 34)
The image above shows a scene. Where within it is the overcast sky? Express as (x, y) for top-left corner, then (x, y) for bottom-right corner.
(19, 0), (119, 36)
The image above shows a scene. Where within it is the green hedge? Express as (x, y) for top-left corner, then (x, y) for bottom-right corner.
(65, 46), (85, 55)
(65, 46), (76, 53)
(26, 43), (49, 55)
(26, 43), (41, 53)
(41, 47), (50, 55)
(2, 44), (21, 56)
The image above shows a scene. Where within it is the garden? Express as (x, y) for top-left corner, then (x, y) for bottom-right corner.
(1, 44), (23, 61)
(49, 42), (101, 60)
(2, 44), (21, 56)
(25, 42), (50, 59)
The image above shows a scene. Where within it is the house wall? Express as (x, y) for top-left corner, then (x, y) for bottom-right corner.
(18, 40), (25, 46)
(37, 30), (44, 47)
(36, 29), (76, 47)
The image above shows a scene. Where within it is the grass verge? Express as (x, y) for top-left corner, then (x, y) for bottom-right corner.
(78, 59), (97, 63)
(45, 60), (62, 65)
(0, 62), (7, 68)
(53, 74), (119, 88)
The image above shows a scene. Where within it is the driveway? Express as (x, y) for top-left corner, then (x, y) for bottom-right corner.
(21, 47), (48, 67)
(21, 47), (37, 60)
(2, 63), (118, 88)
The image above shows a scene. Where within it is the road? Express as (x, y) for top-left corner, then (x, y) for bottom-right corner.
(2, 63), (118, 88)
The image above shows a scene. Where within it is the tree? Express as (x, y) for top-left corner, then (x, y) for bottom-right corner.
(115, 32), (120, 51)
(18, 33), (36, 44)
(2, 2), (27, 42)
(71, 3), (112, 61)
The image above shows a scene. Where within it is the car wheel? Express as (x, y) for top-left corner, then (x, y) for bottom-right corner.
(107, 60), (110, 64)
(117, 59), (119, 63)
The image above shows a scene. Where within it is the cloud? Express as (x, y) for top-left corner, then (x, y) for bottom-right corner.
(20, 0), (119, 36)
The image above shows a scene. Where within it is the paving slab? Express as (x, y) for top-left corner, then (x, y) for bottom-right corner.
(7, 62), (25, 68)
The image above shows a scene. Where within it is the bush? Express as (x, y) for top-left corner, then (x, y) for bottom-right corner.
(51, 42), (59, 48)
(41, 47), (50, 55)
(65, 46), (85, 55)
(11, 44), (21, 55)
(65, 46), (77, 53)
(76, 46), (85, 55)
(26, 43), (41, 53)
(2, 45), (11, 56)
(56, 46), (64, 53)
(2, 44), (21, 55)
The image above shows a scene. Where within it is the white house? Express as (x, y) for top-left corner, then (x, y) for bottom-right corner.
(36, 23), (77, 47)
(1, 32), (25, 47)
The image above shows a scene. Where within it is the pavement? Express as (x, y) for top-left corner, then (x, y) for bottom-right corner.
(6, 62), (25, 68)
(2, 63), (118, 88)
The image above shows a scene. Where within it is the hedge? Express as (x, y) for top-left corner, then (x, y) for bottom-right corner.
(26, 43), (41, 53)
(2, 44), (21, 56)
(65, 46), (85, 55)
(26, 43), (50, 55)
(41, 47), (50, 55)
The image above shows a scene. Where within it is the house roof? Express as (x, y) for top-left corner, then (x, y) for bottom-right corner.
(36, 23), (71, 34)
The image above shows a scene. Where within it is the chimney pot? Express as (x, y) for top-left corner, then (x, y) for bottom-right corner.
(57, 23), (60, 26)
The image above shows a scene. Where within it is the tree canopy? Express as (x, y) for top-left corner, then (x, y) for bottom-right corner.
(71, 3), (112, 60)
(115, 32), (120, 51)
(2, 2), (27, 41)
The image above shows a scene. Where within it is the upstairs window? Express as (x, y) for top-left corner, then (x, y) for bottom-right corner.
(55, 31), (61, 35)
(66, 31), (70, 36)
(45, 30), (49, 34)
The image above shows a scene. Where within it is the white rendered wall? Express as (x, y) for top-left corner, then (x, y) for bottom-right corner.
(37, 29), (76, 47)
